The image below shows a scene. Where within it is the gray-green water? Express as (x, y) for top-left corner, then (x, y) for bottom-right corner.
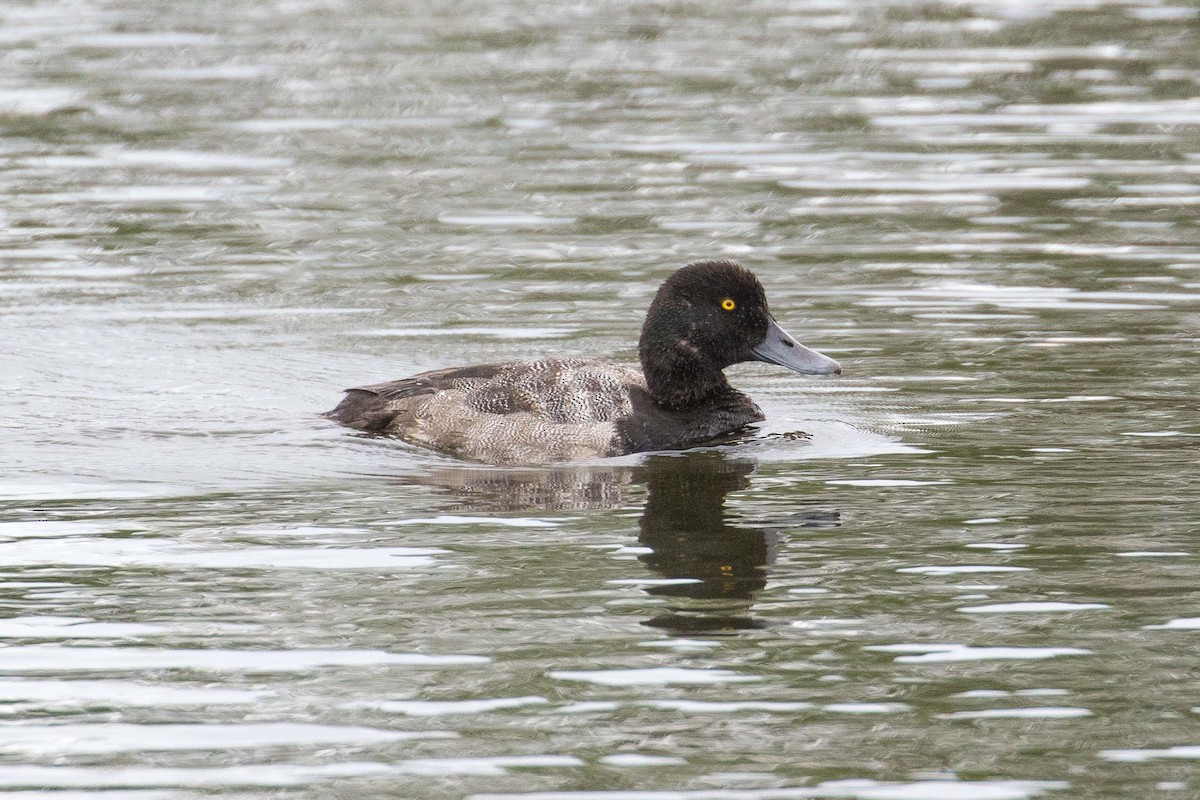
(2, 1), (1199, 798)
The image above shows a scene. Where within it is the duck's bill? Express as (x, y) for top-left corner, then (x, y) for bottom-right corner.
(752, 317), (842, 375)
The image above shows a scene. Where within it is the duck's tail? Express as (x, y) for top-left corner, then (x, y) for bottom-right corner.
(323, 389), (400, 433)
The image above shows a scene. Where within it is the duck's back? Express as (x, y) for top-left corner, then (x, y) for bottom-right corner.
(326, 358), (645, 464)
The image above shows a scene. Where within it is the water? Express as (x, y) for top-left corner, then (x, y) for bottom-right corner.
(1, 0), (1198, 797)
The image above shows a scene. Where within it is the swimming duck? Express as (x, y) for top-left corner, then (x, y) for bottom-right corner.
(325, 260), (841, 464)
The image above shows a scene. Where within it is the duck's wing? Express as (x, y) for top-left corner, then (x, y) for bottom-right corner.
(326, 359), (647, 463)
(324, 364), (508, 432)
(355, 364), (509, 403)
(405, 359), (644, 463)
(455, 359), (643, 424)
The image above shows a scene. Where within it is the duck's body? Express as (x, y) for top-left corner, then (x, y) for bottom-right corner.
(326, 260), (840, 465)
(325, 357), (763, 464)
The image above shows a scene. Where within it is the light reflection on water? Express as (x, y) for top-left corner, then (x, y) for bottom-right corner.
(1, 0), (1199, 797)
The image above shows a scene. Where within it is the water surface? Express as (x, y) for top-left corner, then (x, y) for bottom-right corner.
(1, 1), (1199, 798)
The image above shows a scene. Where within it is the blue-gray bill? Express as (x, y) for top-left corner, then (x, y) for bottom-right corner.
(751, 317), (842, 375)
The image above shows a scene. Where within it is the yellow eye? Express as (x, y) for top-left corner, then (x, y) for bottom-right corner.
(721, 298), (736, 311)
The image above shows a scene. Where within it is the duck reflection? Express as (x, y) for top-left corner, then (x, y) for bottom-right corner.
(413, 463), (637, 511)
(413, 449), (838, 632)
(632, 453), (767, 631)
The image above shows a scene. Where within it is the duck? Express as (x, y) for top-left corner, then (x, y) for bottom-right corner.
(325, 260), (841, 464)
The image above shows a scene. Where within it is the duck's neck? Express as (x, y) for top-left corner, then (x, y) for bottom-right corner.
(639, 345), (736, 411)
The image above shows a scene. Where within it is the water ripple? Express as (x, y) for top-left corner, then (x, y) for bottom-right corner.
(0, 722), (449, 755)
(0, 647), (488, 673)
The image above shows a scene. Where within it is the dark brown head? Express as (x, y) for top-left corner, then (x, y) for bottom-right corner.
(638, 260), (840, 409)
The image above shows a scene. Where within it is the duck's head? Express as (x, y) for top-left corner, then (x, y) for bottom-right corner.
(639, 260), (841, 408)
